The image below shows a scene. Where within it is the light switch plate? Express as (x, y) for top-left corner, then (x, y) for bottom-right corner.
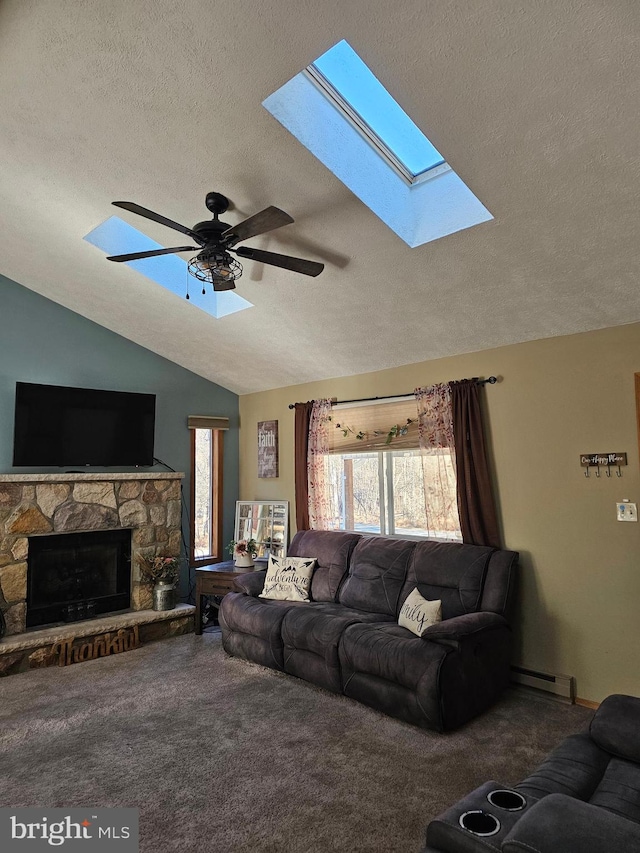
(616, 502), (638, 522)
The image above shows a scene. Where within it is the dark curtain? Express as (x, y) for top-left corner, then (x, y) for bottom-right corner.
(293, 402), (314, 531)
(449, 379), (501, 548)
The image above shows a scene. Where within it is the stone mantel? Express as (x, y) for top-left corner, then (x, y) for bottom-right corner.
(0, 472), (184, 483)
(0, 472), (186, 637)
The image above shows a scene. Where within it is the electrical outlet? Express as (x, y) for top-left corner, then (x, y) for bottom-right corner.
(616, 501), (638, 522)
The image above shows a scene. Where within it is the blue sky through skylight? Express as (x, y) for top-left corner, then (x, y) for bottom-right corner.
(263, 40), (493, 248)
(312, 40), (444, 177)
(84, 217), (252, 319)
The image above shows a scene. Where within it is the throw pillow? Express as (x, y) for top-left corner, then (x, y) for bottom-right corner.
(259, 555), (317, 602)
(398, 587), (442, 637)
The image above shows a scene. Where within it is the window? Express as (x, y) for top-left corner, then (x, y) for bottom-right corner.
(263, 40), (493, 248)
(309, 39), (445, 182)
(324, 398), (460, 540)
(189, 417), (227, 565)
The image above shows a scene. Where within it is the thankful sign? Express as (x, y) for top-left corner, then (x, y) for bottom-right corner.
(49, 626), (141, 667)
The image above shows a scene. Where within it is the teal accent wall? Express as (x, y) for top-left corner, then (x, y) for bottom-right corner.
(0, 274), (239, 598)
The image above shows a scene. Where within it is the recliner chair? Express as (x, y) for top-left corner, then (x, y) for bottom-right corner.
(423, 693), (640, 852)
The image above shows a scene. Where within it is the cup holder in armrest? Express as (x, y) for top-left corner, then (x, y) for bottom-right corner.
(487, 789), (527, 811)
(427, 782), (535, 853)
(459, 810), (501, 836)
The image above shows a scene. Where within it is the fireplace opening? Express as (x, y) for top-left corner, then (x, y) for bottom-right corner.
(27, 529), (132, 628)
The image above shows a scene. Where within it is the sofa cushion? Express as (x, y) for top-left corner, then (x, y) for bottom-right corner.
(221, 591), (297, 639)
(219, 591), (311, 669)
(339, 536), (416, 615)
(589, 756), (640, 824)
(281, 603), (394, 693)
(590, 694), (640, 764)
(398, 587), (441, 636)
(282, 603), (393, 659)
(339, 621), (449, 729)
(339, 622), (447, 694)
(259, 555), (316, 601)
(398, 539), (494, 620)
(288, 529), (361, 602)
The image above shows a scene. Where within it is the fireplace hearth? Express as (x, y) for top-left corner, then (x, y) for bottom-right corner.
(27, 529), (131, 628)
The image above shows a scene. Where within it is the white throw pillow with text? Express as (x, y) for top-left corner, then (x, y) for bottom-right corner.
(259, 555), (316, 602)
(398, 587), (442, 637)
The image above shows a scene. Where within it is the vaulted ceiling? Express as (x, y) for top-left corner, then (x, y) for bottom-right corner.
(1, 1), (639, 394)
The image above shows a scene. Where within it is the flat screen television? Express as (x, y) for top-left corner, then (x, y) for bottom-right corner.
(13, 382), (156, 467)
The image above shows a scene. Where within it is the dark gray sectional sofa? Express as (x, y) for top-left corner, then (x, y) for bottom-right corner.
(423, 693), (640, 852)
(219, 529), (518, 732)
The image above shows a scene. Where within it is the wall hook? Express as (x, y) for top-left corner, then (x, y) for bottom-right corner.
(580, 452), (628, 479)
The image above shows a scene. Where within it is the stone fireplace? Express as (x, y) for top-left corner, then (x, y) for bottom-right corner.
(0, 472), (183, 636)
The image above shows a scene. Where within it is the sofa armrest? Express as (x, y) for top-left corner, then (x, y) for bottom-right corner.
(502, 793), (640, 853)
(421, 611), (508, 646)
(233, 570), (266, 597)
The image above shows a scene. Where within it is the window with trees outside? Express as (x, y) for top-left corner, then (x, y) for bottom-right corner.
(325, 398), (461, 540)
(189, 417), (226, 565)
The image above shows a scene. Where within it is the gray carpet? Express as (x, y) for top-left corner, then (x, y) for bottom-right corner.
(0, 632), (592, 852)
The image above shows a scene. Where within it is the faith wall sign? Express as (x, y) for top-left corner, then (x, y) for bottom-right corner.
(258, 420), (279, 478)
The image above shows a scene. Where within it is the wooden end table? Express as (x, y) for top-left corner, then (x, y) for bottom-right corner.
(194, 560), (264, 635)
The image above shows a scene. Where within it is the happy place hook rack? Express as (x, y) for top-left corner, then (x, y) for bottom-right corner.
(581, 452), (627, 478)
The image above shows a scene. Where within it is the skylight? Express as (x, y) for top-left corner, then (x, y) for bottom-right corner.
(309, 40), (444, 180)
(263, 40), (493, 248)
(84, 217), (253, 319)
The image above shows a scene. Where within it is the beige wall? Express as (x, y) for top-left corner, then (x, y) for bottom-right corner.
(239, 324), (640, 703)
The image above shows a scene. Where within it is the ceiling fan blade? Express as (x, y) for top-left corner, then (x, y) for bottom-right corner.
(106, 246), (196, 262)
(222, 206), (294, 246)
(235, 246), (324, 277)
(112, 201), (206, 244)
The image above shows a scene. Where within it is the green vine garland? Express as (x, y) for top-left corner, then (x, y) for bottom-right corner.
(327, 415), (415, 446)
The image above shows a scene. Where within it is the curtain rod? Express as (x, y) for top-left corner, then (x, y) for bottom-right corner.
(287, 376), (498, 409)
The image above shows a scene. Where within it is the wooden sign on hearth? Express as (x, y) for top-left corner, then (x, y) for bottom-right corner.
(50, 626), (141, 667)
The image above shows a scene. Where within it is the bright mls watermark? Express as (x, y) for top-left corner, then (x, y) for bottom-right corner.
(0, 809), (138, 851)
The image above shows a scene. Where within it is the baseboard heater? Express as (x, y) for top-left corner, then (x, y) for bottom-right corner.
(510, 666), (575, 701)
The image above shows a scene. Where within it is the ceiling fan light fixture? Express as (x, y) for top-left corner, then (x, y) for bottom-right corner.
(104, 192), (324, 299)
(188, 251), (243, 291)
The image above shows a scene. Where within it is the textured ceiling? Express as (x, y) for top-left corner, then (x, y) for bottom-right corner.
(1, 0), (639, 394)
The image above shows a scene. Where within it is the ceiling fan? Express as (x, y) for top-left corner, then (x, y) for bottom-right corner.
(106, 191), (324, 292)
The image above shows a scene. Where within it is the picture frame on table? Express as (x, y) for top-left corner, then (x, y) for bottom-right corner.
(234, 500), (289, 561)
